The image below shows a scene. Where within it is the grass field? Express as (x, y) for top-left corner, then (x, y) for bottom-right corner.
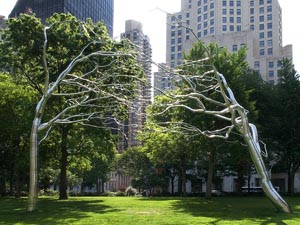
(0, 196), (299, 224)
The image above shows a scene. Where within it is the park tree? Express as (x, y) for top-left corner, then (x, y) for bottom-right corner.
(270, 59), (300, 195)
(116, 146), (167, 194)
(0, 73), (36, 196)
(0, 13), (144, 211)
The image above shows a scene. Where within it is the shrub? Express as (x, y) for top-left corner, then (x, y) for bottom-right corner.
(125, 186), (137, 196)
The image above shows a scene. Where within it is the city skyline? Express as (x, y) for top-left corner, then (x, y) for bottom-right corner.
(0, 0), (299, 72)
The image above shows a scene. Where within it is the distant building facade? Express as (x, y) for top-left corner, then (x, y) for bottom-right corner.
(119, 20), (152, 150)
(9, 0), (114, 36)
(166, 0), (292, 85)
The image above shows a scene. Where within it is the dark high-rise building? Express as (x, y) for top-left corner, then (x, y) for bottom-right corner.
(9, 0), (114, 36)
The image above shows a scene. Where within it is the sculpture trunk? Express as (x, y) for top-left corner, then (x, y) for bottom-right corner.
(243, 123), (292, 213)
(28, 117), (41, 212)
(28, 96), (47, 212)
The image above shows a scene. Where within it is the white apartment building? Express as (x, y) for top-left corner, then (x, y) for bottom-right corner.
(166, 0), (292, 84)
(120, 20), (152, 149)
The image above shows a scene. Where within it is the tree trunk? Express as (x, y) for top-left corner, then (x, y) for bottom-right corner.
(206, 150), (215, 199)
(59, 126), (68, 200)
(171, 176), (175, 195)
(0, 176), (5, 196)
(177, 174), (182, 196)
(181, 165), (187, 197)
(236, 162), (244, 195)
(287, 170), (295, 196)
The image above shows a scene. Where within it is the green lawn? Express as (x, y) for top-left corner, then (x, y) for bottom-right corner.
(0, 196), (299, 224)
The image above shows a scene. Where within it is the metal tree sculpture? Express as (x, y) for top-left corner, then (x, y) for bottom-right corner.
(151, 41), (292, 213)
(27, 21), (144, 211)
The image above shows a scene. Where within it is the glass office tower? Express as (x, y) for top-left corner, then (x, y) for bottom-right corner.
(9, 0), (114, 36)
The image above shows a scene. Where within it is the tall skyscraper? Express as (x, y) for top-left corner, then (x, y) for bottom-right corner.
(166, 0), (292, 84)
(120, 20), (152, 149)
(9, 0), (114, 36)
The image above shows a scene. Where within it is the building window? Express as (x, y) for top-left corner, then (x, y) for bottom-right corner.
(230, 0), (234, 7)
(223, 17), (227, 23)
(267, 5), (272, 12)
(223, 9), (227, 15)
(250, 8), (254, 14)
(230, 17), (234, 23)
(178, 37), (182, 44)
(171, 39), (175, 45)
(210, 2), (214, 9)
(177, 52), (182, 60)
(171, 16), (176, 22)
(198, 31), (202, 38)
(267, 39), (273, 47)
(237, 25), (241, 31)
(267, 14), (272, 20)
(269, 61), (274, 68)
(269, 70), (274, 77)
(198, 8), (202, 14)
(260, 41), (265, 47)
(210, 11), (214, 17)
(197, 16), (202, 22)
(250, 0), (254, 6)
(237, 1), (241, 7)
(222, 25), (227, 31)
(259, 24), (264, 30)
(260, 32), (264, 39)
(237, 9), (241, 15)
(222, 0), (227, 7)
(210, 27), (214, 34)
(178, 45), (182, 51)
(268, 48), (273, 55)
(204, 5), (208, 12)
(204, 13), (208, 20)
(267, 0), (272, 3)
(255, 61), (260, 68)
(250, 24), (255, 30)
(204, 29), (208, 36)
(204, 0), (207, 3)
(197, 23), (202, 30)
(186, 35), (189, 40)
(277, 60), (282, 68)
(260, 49), (265, 56)
(267, 22), (272, 29)
(260, 15), (264, 22)
(186, 13), (190, 18)
(259, 0), (264, 5)
(230, 9), (234, 15)
(171, 46), (175, 52)
(259, 7), (264, 14)
(237, 17), (241, 23)
(204, 21), (208, 28)
(210, 19), (215, 25)
(232, 45), (238, 52)
(178, 15), (182, 20)
(250, 16), (254, 23)
(198, 0), (202, 6)
(178, 30), (182, 36)
(268, 31), (272, 37)
(171, 54), (175, 60)
(171, 31), (175, 37)
(230, 25), (234, 31)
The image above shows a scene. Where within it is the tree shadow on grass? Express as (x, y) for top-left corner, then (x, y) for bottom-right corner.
(0, 197), (119, 225)
(138, 197), (300, 224)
